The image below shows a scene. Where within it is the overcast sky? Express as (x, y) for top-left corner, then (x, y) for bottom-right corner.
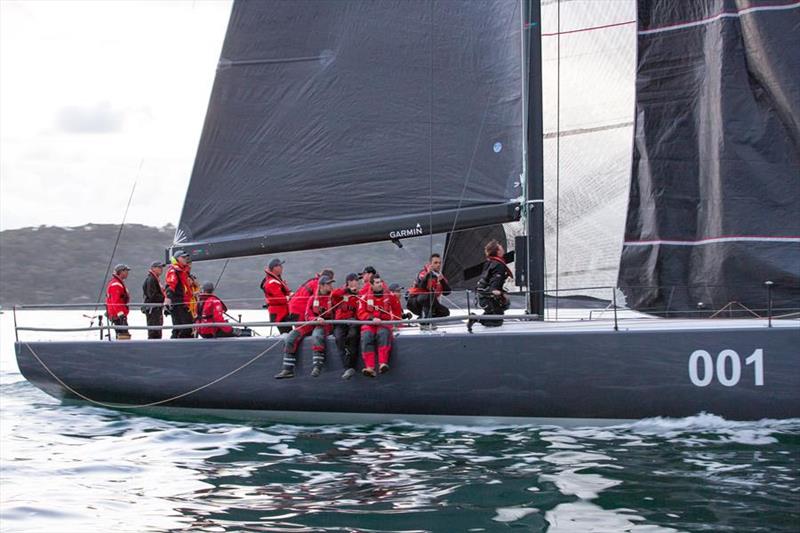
(0, 0), (233, 231)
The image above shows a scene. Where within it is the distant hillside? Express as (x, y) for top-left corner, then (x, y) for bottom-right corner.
(0, 224), (444, 307)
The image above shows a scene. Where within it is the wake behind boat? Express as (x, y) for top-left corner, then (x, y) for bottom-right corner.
(13, 0), (800, 423)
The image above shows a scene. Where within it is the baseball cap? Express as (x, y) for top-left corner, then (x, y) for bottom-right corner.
(268, 258), (284, 269)
(345, 273), (359, 282)
(150, 261), (165, 268)
(202, 281), (214, 293)
(318, 275), (335, 285)
(174, 250), (190, 259)
(113, 264), (131, 273)
(361, 265), (377, 275)
(388, 283), (403, 292)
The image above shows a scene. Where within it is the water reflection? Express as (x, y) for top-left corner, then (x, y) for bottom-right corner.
(2, 314), (799, 532)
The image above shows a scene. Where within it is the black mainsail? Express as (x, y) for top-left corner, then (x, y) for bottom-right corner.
(619, 0), (800, 315)
(175, 0), (527, 261)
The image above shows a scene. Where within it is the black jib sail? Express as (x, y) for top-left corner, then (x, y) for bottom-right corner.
(619, 0), (800, 315)
(174, 0), (527, 261)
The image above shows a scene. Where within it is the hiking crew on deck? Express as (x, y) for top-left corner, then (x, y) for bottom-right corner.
(275, 275), (337, 379)
(197, 282), (235, 338)
(261, 258), (292, 334)
(106, 264), (131, 340)
(357, 274), (402, 377)
(331, 273), (362, 380)
(287, 269), (334, 322)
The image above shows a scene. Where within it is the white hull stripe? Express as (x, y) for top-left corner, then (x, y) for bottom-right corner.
(625, 236), (800, 247)
(639, 1), (800, 36)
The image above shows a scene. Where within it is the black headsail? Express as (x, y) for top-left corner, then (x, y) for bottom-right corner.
(619, 0), (800, 315)
(174, 0), (526, 261)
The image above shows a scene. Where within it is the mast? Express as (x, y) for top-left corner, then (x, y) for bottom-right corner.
(525, 0), (545, 318)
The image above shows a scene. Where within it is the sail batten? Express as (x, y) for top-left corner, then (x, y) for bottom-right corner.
(176, 0), (527, 260)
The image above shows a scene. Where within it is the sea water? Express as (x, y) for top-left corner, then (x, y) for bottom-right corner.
(1, 311), (798, 532)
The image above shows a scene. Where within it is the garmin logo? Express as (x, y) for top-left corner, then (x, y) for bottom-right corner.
(389, 223), (424, 239)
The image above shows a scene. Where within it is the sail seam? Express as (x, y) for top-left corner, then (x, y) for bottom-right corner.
(639, 1), (800, 36)
(542, 20), (635, 37)
(624, 236), (800, 246)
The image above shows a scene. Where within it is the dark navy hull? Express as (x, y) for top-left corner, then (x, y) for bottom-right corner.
(14, 325), (800, 421)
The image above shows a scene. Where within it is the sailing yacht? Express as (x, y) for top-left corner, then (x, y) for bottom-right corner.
(14, 0), (799, 423)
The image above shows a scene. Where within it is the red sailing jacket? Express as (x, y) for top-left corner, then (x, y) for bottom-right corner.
(357, 289), (403, 322)
(288, 277), (318, 317)
(197, 294), (232, 336)
(305, 288), (336, 322)
(408, 265), (450, 297)
(105, 274), (130, 318)
(262, 270), (291, 320)
(165, 263), (193, 305)
(331, 287), (359, 320)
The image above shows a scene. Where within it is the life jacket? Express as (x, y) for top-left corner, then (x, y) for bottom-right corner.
(357, 289), (400, 321)
(408, 265), (448, 296)
(477, 255), (513, 293)
(165, 263), (193, 304)
(105, 274), (130, 317)
(261, 270), (291, 309)
(197, 294), (232, 336)
(289, 277), (318, 316)
(332, 287), (359, 320)
(307, 286), (335, 321)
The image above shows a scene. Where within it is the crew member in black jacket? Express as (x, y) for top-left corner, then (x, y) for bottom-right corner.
(142, 261), (166, 339)
(474, 240), (513, 328)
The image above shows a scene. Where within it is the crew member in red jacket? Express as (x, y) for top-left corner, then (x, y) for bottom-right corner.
(357, 273), (402, 377)
(262, 258), (292, 334)
(275, 275), (337, 379)
(331, 273), (362, 380)
(105, 264), (131, 340)
(165, 251), (194, 338)
(197, 282), (235, 338)
(406, 253), (451, 330)
(287, 268), (334, 321)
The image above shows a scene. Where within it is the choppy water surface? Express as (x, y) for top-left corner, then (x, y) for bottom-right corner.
(2, 312), (798, 532)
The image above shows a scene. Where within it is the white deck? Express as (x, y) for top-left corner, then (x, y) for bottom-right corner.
(393, 308), (800, 337)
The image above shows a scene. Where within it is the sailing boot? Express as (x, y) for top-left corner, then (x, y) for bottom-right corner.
(379, 363), (390, 374)
(275, 352), (296, 379)
(311, 365), (323, 378)
(341, 368), (356, 380)
(419, 307), (430, 331)
(362, 367), (376, 378)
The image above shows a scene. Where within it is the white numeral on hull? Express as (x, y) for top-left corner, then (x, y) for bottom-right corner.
(689, 349), (764, 387)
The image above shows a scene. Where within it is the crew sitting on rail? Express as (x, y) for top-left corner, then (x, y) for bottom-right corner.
(358, 265), (382, 295)
(472, 239), (513, 328)
(406, 253), (451, 330)
(106, 263), (131, 340)
(389, 283), (413, 324)
(287, 268), (335, 324)
(275, 274), (337, 380)
(165, 251), (195, 339)
(197, 282), (237, 338)
(261, 258), (292, 334)
(331, 273), (362, 380)
(357, 274), (403, 377)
